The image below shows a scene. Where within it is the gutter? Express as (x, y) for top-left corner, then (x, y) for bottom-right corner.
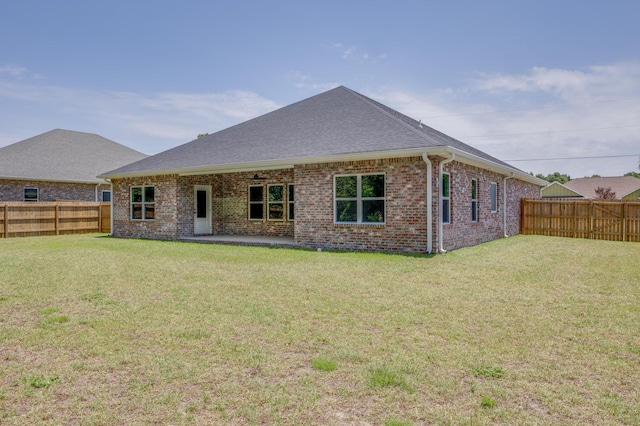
(421, 153), (433, 254)
(104, 179), (113, 237)
(438, 152), (455, 253)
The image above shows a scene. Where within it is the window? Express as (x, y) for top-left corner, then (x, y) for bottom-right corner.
(288, 184), (295, 221)
(101, 190), (111, 202)
(24, 188), (38, 201)
(248, 185), (264, 220)
(471, 178), (478, 222)
(267, 184), (284, 220)
(490, 182), (498, 212)
(130, 186), (155, 220)
(442, 173), (450, 224)
(335, 174), (385, 224)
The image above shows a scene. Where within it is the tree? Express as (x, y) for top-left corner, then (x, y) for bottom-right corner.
(594, 186), (616, 199)
(624, 171), (640, 179)
(197, 133), (209, 139)
(535, 172), (571, 184)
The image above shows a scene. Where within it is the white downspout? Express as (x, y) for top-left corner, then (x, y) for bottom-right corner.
(438, 152), (455, 253)
(104, 179), (113, 237)
(422, 153), (433, 254)
(94, 183), (100, 202)
(503, 173), (514, 238)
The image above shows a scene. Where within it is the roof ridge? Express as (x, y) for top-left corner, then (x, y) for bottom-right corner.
(342, 87), (520, 170)
(340, 86), (440, 142)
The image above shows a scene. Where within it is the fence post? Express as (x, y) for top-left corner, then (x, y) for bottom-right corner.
(54, 203), (60, 235)
(97, 203), (101, 233)
(589, 200), (593, 239)
(622, 202), (627, 242)
(3, 204), (8, 238)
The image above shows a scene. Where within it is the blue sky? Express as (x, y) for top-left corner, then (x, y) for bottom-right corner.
(1, 0), (639, 178)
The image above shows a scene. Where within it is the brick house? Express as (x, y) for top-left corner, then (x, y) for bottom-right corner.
(100, 86), (545, 253)
(0, 129), (147, 202)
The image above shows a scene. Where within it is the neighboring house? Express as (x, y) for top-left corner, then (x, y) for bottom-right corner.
(542, 176), (640, 200)
(0, 129), (147, 202)
(540, 181), (584, 198)
(99, 86), (545, 254)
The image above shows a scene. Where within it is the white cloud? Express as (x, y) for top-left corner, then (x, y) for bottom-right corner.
(0, 64), (29, 77)
(286, 71), (341, 91)
(0, 79), (281, 153)
(0, 64), (45, 80)
(371, 62), (640, 178)
(326, 43), (385, 64)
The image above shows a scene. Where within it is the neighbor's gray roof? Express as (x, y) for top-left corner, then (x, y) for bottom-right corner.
(564, 176), (640, 199)
(101, 86), (521, 178)
(0, 129), (147, 183)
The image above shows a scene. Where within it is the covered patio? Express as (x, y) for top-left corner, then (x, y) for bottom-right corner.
(179, 234), (295, 248)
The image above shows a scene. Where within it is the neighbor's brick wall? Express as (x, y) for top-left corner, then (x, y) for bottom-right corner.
(440, 160), (541, 251)
(294, 157), (430, 253)
(0, 179), (109, 201)
(111, 175), (179, 240)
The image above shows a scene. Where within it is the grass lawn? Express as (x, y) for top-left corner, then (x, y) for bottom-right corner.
(1, 234), (639, 425)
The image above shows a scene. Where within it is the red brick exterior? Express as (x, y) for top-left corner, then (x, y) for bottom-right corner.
(294, 157), (429, 253)
(0, 179), (110, 202)
(112, 175), (179, 240)
(439, 160), (540, 251)
(176, 171), (294, 238)
(110, 156), (541, 253)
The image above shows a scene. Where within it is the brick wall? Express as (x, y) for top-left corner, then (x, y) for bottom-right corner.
(111, 175), (179, 240)
(0, 179), (110, 201)
(295, 157), (430, 253)
(109, 157), (540, 252)
(440, 160), (541, 251)
(177, 171), (295, 238)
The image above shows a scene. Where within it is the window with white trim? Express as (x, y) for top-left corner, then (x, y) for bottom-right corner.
(267, 184), (284, 221)
(442, 173), (450, 224)
(248, 185), (264, 220)
(471, 178), (478, 222)
(334, 173), (385, 224)
(490, 182), (498, 212)
(288, 184), (295, 221)
(101, 190), (111, 202)
(24, 188), (38, 201)
(131, 186), (154, 220)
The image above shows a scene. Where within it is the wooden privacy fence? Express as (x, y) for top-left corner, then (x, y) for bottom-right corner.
(0, 202), (110, 238)
(521, 198), (640, 242)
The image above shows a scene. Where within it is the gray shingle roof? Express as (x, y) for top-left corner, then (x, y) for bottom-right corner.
(0, 129), (147, 183)
(100, 86), (520, 177)
(564, 176), (640, 199)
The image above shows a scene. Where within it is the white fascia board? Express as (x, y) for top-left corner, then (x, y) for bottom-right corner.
(422, 146), (548, 186)
(0, 175), (101, 184)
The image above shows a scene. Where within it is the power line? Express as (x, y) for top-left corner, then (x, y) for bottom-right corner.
(506, 154), (640, 162)
(461, 124), (640, 139)
(420, 97), (640, 119)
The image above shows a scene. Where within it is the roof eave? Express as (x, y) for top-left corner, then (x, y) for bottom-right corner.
(99, 146), (547, 186)
(0, 175), (103, 184)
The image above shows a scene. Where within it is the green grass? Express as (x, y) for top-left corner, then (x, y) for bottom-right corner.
(311, 357), (337, 372)
(1, 233), (639, 425)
